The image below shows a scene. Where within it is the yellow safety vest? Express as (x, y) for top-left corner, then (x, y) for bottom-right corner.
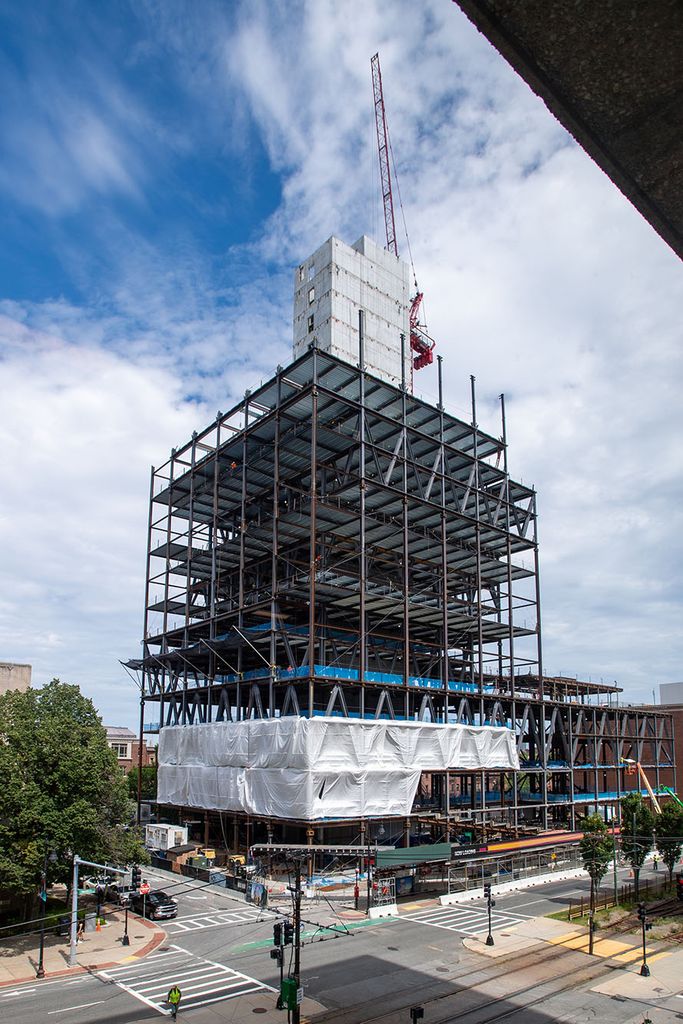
(168, 987), (181, 1005)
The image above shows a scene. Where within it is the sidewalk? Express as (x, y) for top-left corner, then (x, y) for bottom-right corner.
(463, 915), (683, 1002)
(0, 908), (165, 986)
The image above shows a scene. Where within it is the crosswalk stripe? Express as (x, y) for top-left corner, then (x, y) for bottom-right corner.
(399, 905), (526, 936)
(189, 985), (264, 1009)
(408, 910), (483, 925)
(166, 909), (264, 934)
(98, 943), (275, 1015)
(135, 967), (225, 992)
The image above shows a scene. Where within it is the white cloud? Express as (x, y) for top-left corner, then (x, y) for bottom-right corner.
(0, 0), (681, 726)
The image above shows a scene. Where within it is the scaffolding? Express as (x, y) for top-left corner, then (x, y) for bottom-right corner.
(128, 337), (674, 838)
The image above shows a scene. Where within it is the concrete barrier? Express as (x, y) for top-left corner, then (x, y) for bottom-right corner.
(369, 903), (399, 919)
(439, 866), (587, 906)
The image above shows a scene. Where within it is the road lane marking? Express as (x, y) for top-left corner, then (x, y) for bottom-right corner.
(47, 1001), (105, 1014)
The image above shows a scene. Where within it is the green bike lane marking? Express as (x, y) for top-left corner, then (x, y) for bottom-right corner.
(230, 916), (398, 953)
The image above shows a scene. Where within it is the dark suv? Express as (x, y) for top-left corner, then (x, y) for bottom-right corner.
(130, 890), (178, 920)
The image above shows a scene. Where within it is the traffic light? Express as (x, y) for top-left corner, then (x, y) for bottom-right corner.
(283, 920), (294, 946)
(270, 947), (282, 964)
(273, 922), (283, 947)
(637, 902), (646, 921)
(483, 883), (491, 898)
(131, 865), (142, 889)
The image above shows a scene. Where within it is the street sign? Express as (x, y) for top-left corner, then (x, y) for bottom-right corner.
(296, 987), (304, 1005)
(139, 881), (150, 895)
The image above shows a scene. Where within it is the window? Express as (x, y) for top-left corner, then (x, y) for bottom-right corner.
(111, 742), (130, 759)
(307, 263), (315, 281)
(298, 265), (305, 283)
(308, 286), (315, 304)
(307, 314), (314, 333)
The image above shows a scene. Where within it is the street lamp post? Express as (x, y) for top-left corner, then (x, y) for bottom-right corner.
(36, 850), (57, 979)
(484, 882), (495, 947)
(122, 897), (130, 946)
(638, 902), (651, 977)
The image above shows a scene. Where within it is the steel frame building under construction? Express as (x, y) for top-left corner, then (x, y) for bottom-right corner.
(128, 236), (674, 847)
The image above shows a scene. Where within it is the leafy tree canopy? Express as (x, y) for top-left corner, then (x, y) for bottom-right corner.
(654, 803), (683, 881)
(620, 791), (655, 874)
(127, 763), (157, 802)
(579, 813), (613, 887)
(0, 679), (146, 900)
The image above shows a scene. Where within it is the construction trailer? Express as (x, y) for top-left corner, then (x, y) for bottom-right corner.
(127, 235), (674, 849)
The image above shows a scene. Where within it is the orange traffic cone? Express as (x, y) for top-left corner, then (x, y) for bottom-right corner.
(96, 918), (101, 932)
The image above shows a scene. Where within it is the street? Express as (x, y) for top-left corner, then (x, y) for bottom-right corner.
(1, 863), (677, 1024)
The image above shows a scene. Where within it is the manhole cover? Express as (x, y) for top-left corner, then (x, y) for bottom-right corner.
(500, 932), (512, 937)
(436, 967), (450, 973)
(387, 946), (399, 951)
(253, 1009), (268, 1014)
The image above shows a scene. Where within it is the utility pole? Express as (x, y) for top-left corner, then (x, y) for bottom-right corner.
(292, 859), (302, 1024)
(68, 856), (127, 968)
(69, 856), (80, 968)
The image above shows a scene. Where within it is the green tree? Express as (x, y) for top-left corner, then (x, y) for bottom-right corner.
(127, 763), (158, 801)
(579, 813), (613, 953)
(654, 803), (683, 883)
(620, 792), (654, 898)
(0, 679), (143, 912)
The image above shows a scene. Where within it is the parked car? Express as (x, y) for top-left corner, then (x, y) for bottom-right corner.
(130, 890), (178, 920)
(107, 882), (138, 904)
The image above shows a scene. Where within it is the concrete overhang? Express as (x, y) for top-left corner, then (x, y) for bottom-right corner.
(453, 0), (683, 260)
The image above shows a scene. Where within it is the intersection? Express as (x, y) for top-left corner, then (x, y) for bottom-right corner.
(1, 867), (680, 1024)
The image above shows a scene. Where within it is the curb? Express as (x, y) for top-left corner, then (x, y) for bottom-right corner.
(0, 919), (166, 988)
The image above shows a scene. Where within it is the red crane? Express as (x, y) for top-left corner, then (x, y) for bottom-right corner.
(371, 53), (435, 376)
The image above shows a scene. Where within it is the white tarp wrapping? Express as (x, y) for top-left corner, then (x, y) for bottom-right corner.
(157, 717), (519, 820)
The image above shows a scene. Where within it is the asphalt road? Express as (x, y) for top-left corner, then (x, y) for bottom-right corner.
(0, 863), (670, 1024)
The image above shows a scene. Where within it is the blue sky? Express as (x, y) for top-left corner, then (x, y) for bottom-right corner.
(0, 0), (681, 728)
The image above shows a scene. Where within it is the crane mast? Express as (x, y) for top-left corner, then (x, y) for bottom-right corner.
(371, 54), (398, 258)
(371, 53), (435, 376)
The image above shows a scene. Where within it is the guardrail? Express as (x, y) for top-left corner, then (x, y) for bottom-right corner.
(567, 877), (672, 919)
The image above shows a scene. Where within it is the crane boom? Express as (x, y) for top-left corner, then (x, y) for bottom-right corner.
(370, 53), (436, 378)
(371, 53), (398, 258)
(638, 763), (662, 814)
(622, 757), (662, 814)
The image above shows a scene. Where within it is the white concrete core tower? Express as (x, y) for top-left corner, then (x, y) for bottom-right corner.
(293, 235), (412, 388)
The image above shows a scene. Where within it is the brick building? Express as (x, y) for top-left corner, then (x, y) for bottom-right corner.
(105, 726), (156, 772)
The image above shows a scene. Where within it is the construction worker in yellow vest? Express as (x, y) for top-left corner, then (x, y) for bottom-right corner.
(167, 985), (181, 1019)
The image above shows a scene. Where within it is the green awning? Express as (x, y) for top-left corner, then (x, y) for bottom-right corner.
(376, 842), (451, 868)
